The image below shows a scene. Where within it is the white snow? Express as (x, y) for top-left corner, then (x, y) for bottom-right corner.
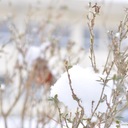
(18, 41), (51, 68)
(63, 122), (128, 128)
(0, 116), (128, 128)
(25, 45), (43, 66)
(0, 83), (5, 91)
(115, 32), (120, 38)
(0, 116), (61, 128)
(26, 42), (50, 66)
(50, 65), (114, 117)
(120, 38), (128, 51)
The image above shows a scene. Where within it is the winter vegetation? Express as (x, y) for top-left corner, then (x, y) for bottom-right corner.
(0, 1), (128, 128)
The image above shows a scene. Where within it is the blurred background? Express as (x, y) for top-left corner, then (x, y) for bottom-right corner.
(0, 0), (127, 74)
(0, 0), (127, 47)
(0, 0), (128, 127)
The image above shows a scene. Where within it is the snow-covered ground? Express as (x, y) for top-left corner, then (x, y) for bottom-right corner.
(51, 65), (114, 117)
(0, 116), (128, 128)
(0, 116), (62, 128)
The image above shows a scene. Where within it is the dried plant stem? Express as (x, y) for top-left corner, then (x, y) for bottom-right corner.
(57, 105), (63, 128)
(87, 3), (100, 72)
(88, 23), (97, 72)
(102, 49), (112, 74)
(0, 68), (24, 128)
(0, 91), (8, 128)
(65, 61), (84, 128)
(91, 61), (114, 120)
(118, 11), (128, 45)
(21, 70), (34, 128)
